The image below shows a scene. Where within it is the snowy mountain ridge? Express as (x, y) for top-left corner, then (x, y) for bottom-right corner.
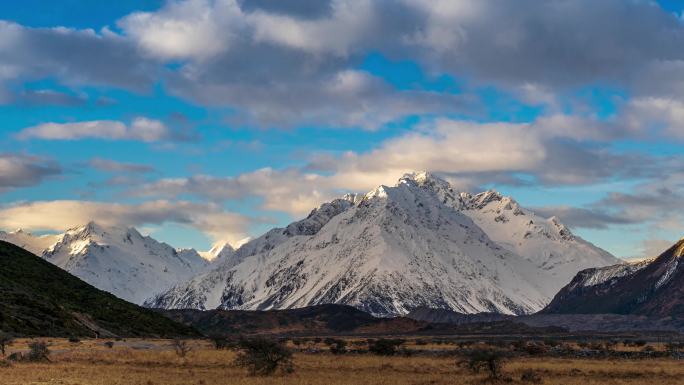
(0, 221), (215, 304)
(146, 171), (620, 316)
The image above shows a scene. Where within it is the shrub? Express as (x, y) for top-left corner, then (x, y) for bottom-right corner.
(209, 335), (231, 350)
(524, 342), (548, 356)
(27, 341), (50, 362)
(368, 338), (405, 356)
(460, 349), (507, 380)
(171, 339), (192, 358)
(104, 341), (115, 349)
(234, 337), (294, 376)
(0, 332), (13, 356)
(521, 369), (543, 383)
(324, 338), (347, 355)
(68, 336), (80, 344)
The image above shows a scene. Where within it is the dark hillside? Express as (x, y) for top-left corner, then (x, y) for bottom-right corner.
(0, 241), (198, 337)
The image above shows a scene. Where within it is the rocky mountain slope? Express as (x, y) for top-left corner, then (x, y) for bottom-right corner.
(1, 222), (211, 304)
(543, 238), (684, 317)
(147, 172), (618, 316)
(0, 241), (198, 337)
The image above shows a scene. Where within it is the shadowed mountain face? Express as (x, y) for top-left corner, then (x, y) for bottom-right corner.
(543, 238), (684, 318)
(0, 241), (199, 338)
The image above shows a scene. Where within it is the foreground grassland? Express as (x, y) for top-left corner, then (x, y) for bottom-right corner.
(1, 338), (684, 385)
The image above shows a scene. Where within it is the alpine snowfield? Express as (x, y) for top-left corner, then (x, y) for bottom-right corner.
(146, 172), (619, 316)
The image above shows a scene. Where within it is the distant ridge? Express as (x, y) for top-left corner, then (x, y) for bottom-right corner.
(0, 241), (198, 337)
(543, 237), (684, 318)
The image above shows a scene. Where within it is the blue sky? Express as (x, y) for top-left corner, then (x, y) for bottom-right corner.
(1, 0), (684, 258)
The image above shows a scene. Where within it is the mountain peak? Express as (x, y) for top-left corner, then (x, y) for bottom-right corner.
(398, 170), (448, 187)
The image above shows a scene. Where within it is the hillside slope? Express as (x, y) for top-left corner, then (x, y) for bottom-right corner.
(543, 238), (684, 317)
(0, 241), (198, 337)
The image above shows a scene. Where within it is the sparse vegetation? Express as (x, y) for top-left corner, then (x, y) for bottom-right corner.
(234, 336), (294, 375)
(324, 338), (347, 355)
(209, 335), (231, 350)
(171, 339), (192, 358)
(460, 349), (507, 380)
(368, 338), (405, 356)
(27, 340), (50, 362)
(0, 338), (682, 384)
(520, 369), (543, 383)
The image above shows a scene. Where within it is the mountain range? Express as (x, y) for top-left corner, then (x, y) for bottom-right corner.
(0, 172), (622, 317)
(0, 222), (212, 304)
(146, 172), (618, 316)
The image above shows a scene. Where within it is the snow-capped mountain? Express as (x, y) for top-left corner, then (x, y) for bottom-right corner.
(1, 222), (213, 304)
(0, 229), (61, 256)
(200, 241), (235, 262)
(146, 172), (619, 316)
(543, 238), (684, 317)
(409, 173), (618, 296)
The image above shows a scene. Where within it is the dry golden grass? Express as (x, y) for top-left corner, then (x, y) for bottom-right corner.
(0, 338), (683, 385)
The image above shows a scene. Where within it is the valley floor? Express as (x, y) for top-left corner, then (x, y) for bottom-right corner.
(1, 339), (684, 385)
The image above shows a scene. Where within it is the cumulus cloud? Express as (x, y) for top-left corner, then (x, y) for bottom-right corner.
(131, 115), (654, 215)
(0, 21), (154, 91)
(119, 0), (245, 60)
(16, 117), (177, 142)
(0, 153), (62, 191)
(0, 200), (251, 245)
(3, 1), (684, 129)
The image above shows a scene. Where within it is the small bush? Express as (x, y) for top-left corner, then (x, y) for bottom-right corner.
(524, 343), (548, 356)
(0, 332), (13, 356)
(324, 338), (347, 355)
(209, 335), (231, 350)
(68, 336), (81, 344)
(460, 349), (507, 380)
(27, 341), (50, 362)
(103, 341), (115, 349)
(368, 338), (405, 356)
(521, 369), (543, 383)
(234, 337), (294, 376)
(171, 339), (192, 358)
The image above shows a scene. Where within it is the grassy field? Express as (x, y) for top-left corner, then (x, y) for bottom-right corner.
(1, 338), (684, 385)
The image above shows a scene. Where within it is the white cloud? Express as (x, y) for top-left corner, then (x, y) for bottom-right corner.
(249, 0), (373, 56)
(16, 117), (172, 142)
(0, 200), (251, 245)
(119, 0), (245, 61)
